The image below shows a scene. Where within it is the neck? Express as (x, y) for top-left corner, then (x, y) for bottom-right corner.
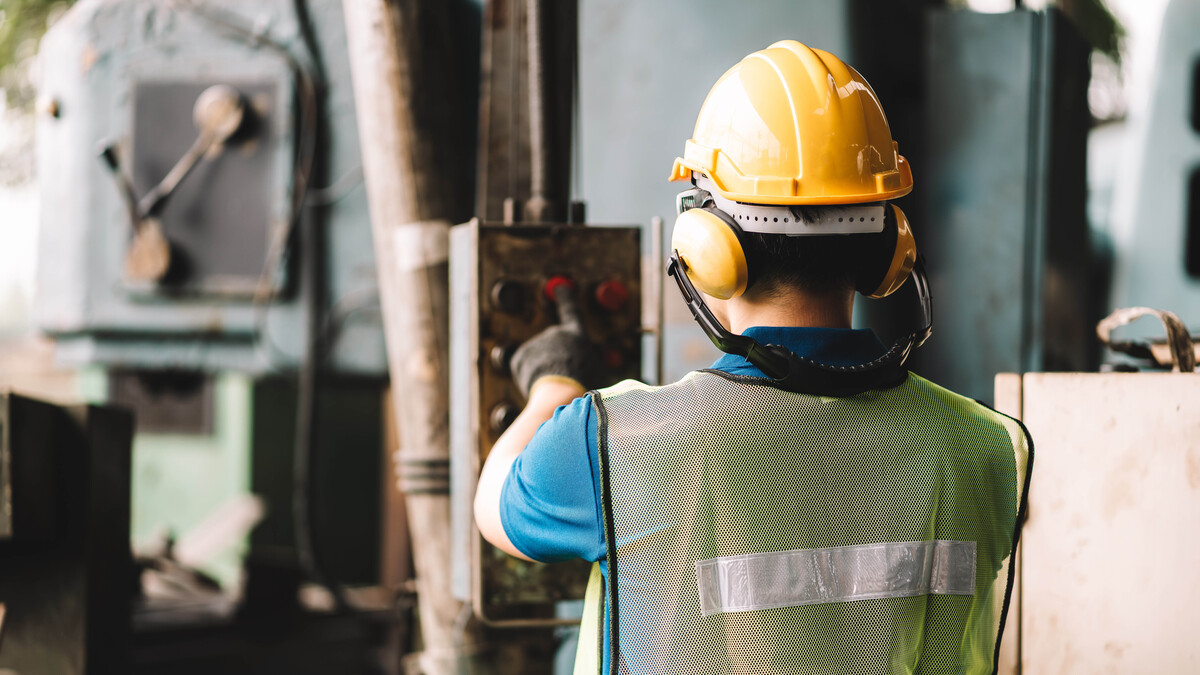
(723, 288), (854, 335)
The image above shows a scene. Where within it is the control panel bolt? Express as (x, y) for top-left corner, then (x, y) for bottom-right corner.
(490, 344), (517, 373)
(594, 279), (630, 312)
(490, 280), (526, 314)
(490, 403), (520, 433)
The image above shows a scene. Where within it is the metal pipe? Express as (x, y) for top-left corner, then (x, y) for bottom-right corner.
(524, 0), (550, 222)
(342, 1), (464, 671)
(652, 215), (665, 385)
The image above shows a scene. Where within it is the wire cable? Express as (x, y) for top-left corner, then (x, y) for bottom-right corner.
(286, 0), (349, 614)
(306, 164), (364, 206)
(170, 0), (353, 615)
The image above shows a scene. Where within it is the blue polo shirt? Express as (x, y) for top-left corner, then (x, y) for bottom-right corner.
(499, 326), (888, 671)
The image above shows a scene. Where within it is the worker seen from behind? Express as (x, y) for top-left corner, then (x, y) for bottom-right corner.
(475, 40), (1032, 674)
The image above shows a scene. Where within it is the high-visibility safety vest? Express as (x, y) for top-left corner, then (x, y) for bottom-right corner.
(574, 370), (1032, 675)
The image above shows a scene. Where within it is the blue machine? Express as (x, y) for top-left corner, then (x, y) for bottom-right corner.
(913, 9), (1095, 403)
(35, 0), (385, 375)
(32, 0), (397, 608)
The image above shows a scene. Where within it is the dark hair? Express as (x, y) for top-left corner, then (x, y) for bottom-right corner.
(741, 230), (861, 297)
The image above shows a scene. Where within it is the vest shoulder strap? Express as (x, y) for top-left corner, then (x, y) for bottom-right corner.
(574, 562), (604, 675)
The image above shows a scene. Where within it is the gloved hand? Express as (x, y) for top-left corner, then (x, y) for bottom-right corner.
(510, 284), (598, 399)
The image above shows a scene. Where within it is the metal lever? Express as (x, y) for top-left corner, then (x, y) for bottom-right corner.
(138, 84), (245, 217)
(99, 144), (172, 282)
(97, 84), (245, 283)
(99, 145), (143, 230)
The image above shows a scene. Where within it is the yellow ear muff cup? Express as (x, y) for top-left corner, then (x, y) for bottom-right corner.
(863, 204), (917, 298)
(672, 208), (748, 299)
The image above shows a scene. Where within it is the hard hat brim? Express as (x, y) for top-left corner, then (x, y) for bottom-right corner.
(669, 155), (914, 206)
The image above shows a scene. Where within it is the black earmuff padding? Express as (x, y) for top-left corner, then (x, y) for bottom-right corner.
(854, 206), (900, 296)
(701, 206), (744, 239)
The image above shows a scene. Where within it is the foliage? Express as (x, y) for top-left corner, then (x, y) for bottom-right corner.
(0, 0), (76, 108)
(943, 0), (1124, 63)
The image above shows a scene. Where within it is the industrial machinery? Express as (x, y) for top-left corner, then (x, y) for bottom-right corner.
(28, 0), (479, 671)
(994, 369), (1200, 672)
(1108, 0), (1200, 340)
(442, 0), (651, 634)
(24, 0), (1152, 671)
(449, 220), (643, 626)
(35, 0), (385, 374)
(0, 394), (134, 675)
(916, 8), (1095, 403)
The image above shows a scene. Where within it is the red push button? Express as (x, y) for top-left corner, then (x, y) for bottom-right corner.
(604, 348), (625, 370)
(594, 279), (630, 312)
(543, 275), (575, 302)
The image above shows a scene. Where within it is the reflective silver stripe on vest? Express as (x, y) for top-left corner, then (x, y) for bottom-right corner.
(696, 540), (977, 617)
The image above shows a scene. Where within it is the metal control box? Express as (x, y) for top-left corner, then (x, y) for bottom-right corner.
(450, 220), (642, 624)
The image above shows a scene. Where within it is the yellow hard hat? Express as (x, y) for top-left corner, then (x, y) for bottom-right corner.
(669, 40), (913, 205)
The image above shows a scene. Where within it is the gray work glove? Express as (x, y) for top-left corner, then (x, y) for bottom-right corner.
(510, 284), (598, 399)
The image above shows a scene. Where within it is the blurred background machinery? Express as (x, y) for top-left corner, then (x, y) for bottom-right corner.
(35, 0), (389, 374)
(26, 0), (478, 672)
(995, 336), (1200, 672)
(1106, 0), (1200, 340)
(915, 8), (1095, 402)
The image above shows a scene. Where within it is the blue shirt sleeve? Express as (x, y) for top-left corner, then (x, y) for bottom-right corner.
(499, 395), (605, 564)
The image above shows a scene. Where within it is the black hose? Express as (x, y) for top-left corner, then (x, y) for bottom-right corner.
(287, 0), (356, 615)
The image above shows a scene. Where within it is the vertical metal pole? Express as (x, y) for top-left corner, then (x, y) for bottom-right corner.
(524, 0), (550, 221)
(651, 216), (666, 385)
(341, 2), (464, 672)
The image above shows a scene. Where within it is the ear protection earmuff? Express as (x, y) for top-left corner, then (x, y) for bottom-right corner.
(668, 185), (932, 397)
(856, 204), (918, 298)
(671, 206), (749, 300)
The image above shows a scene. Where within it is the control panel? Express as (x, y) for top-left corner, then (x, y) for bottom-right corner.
(449, 220), (642, 625)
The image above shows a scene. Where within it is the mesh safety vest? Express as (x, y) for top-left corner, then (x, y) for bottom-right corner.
(575, 370), (1032, 675)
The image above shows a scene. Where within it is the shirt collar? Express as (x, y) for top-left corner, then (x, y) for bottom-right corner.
(709, 326), (888, 378)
